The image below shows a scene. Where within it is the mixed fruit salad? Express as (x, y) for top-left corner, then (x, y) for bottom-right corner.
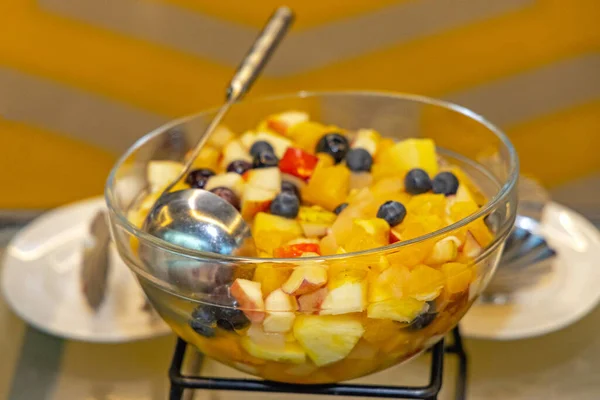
(128, 110), (494, 383)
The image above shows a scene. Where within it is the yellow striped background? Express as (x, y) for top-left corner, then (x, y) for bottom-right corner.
(0, 0), (598, 209)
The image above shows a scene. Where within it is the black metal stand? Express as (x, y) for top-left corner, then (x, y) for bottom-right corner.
(169, 326), (467, 400)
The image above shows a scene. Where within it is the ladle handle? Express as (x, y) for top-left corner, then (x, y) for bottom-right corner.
(227, 6), (294, 102)
(160, 7), (294, 195)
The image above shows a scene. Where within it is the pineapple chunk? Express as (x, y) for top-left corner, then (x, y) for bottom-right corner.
(253, 264), (292, 297)
(287, 121), (331, 153)
(191, 146), (220, 170)
(342, 218), (390, 252)
(376, 138), (438, 177)
(293, 315), (365, 366)
(367, 298), (427, 322)
(241, 337), (306, 364)
(407, 265), (445, 301)
(298, 206), (337, 238)
(252, 213), (303, 253)
(320, 281), (367, 315)
(441, 262), (474, 294)
(302, 163), (350, 211)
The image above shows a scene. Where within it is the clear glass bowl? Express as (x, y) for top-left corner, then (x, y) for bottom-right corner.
(105, 91), (518, 384)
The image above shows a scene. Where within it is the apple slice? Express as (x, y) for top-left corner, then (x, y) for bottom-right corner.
(230, 279), (265, 322)
(293, 314), (365, 366)
(282, 265), (328, 296)
(351, 129), (380, 155)
(263, 289), (297, 333)
(320, 281), (367, 315)
(204, 172), (245, 197)
(300, 222), (329, 238)
(241, 186), (277, 220)
(426, 236), (461, 264)
(462, 231), (483, 258)
(297, 287), (328, 313)
(245, 167), (281, 193)
(266, 111), (309, 135)
(207, 125), (235, 149)
(221, 139), (252, 169)
(239, 131), (257, 149)
(147, 160), (184, 192)
(389, 228), (402, 244)
(241, 336), (306, 364)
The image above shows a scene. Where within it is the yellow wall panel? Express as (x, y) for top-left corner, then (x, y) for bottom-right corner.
(508, 101), (600, 187)
(0, 117), (116, 208)
(150, 0), (404, 30)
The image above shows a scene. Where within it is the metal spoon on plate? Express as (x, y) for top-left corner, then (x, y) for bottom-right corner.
(143, 7), (294, 257)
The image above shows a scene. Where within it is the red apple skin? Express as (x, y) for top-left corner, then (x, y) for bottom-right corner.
(281, 267), (327, 296)
(297, 288), (329, 314)
(230, 279), (265, 322)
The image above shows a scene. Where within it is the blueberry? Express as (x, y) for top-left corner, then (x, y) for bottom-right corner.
(404, 168), (432, 195)
(216, 309), (250, 331)
(281, 180), (301, 201)
(407, 312), (437, 331)
(315, 133), (349, 164)
(209, 187), (240, 210)
(376, 201), (407, 227)
(189, 305), (218, 338)
(250, 141), (274, 158)
(252, 151), (279, 169)
(186, 168), (215, 189)
(345, 148), (373, 172)
(189, 319), (215, 337)
(334, 203), (348, 215)
(227, 160), (253, 175)
(270, 192), (300, 218)
(432, 172), (459, 196)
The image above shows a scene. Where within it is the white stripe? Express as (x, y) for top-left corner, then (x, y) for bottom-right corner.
(39, 0), (533, 77)
(445, 54), (600, 127)
(0, 68), (167, 152)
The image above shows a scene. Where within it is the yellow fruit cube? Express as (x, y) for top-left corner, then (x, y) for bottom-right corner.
(191, 146), (220, 170)
(407, 193), (447, 218)
(407, 265), (445, 301)
(441, 262), (474, 294)
(302, 163), (350, 211)
(343, 218), (390, 252)
(367, 297), (426, 322)
(252, 212), (303, 253)
(253, 264), (292, 297)
(368, 264), (410, 303)
(376, 138), (439, 177)
(241, 337), (306, 364)
(293, 315), (365, 366)
(286, 121), (331, 153)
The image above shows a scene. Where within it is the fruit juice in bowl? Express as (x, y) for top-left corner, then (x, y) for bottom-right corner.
(106, 91), (518, 384)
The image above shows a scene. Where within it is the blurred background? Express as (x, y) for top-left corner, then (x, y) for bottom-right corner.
(0, 0), (598, 218)
(1, 2), (599, 400)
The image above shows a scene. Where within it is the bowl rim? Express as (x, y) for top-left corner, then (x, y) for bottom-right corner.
(105, 90), (519, 264)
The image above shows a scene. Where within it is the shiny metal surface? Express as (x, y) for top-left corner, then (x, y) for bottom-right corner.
(143, 190), (250, 256)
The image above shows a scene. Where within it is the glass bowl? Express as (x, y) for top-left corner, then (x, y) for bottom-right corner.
(105, 91), (518, 384)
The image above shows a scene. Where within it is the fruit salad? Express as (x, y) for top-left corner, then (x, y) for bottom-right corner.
(128, 110), (494, 383)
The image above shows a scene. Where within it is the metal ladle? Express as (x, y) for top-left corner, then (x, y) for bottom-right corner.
(143, 7), (294, 256)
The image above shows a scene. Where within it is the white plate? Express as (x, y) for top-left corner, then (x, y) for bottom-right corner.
(1, 197), (170, 342)
(462, 202), (600, 340)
